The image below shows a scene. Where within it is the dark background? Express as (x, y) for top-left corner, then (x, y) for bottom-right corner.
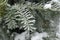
(8, 0), (51, 5)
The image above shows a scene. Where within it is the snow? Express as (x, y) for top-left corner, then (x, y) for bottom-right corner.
(44, 0), (60, 9)
(14, 31), (49, 40)
(14, 31), (27, 40)
(31, 32), (49, 40)
(44, 3), (52, 9)
(56, 32), (60, 38)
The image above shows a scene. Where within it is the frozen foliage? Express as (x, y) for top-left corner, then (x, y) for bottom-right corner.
(56, 18), (60, 39)
(4, 4), (36, 31)
(0, 27), (8, 40)
(50, 20), (55, 27)
(43, 0), (60, 10)
(14, 5), (36, 31)
(51, 0), (60, 8)
(49, 16), (60, 40)
(1, 0), (60, 40)
(31, 32), (49, 40)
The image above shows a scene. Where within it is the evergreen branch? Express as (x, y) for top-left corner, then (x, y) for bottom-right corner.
(3, 4), (36, 32)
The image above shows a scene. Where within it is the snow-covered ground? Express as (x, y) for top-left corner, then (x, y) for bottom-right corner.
(14, 31), (49, 40)
(31, 32), (49, 40)
(14, 31), (28, 40)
